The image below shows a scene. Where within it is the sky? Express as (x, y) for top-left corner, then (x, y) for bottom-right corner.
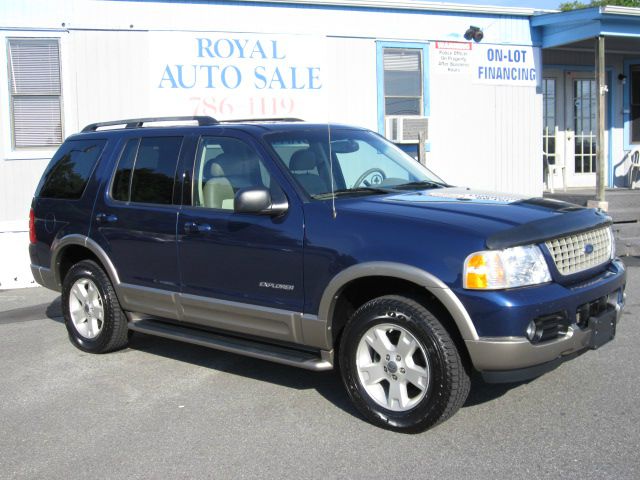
(436, 0), (562, 9)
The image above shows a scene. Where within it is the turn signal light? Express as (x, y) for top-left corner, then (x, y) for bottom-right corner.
(464, 253), (493, 289)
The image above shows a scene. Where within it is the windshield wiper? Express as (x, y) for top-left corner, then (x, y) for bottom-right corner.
(393, 180), (450, 190)
(313, 186), (393, 199)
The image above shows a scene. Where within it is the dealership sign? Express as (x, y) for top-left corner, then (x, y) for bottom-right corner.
(435, 41), (539, 87)
(149, 32), (327, 119)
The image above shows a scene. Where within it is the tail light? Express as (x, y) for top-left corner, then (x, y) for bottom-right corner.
(29, 208), (37, 244)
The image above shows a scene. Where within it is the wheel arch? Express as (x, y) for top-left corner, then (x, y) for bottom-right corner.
(319, 262), (479, 349)
(51, 235), (120, 288)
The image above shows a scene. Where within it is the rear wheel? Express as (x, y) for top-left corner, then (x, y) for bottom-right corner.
(62, 260), (129, 353)
(339, 295), (470, 433)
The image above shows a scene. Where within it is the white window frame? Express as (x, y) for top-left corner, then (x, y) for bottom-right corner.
(7, 36), (63, 149)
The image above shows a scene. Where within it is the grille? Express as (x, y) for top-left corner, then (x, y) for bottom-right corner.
(545, 226), (612, 275)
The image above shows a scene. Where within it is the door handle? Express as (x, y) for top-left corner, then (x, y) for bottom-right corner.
(184, 222), (212, 233)
(95, 213), (118, 223)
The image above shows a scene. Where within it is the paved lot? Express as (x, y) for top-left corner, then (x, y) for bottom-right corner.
(1, 259), (639, 480)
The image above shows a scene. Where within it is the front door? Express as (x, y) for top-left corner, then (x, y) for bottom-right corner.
(542, 71), (610, 190)
(565, 73), (598, 188)
(177, 133), (305, 343)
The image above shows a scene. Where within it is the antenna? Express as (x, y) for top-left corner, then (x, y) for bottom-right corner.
(327, 122), (337, 219)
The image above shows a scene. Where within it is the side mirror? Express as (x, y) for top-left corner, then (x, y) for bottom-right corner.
(234, 187), (288, 216)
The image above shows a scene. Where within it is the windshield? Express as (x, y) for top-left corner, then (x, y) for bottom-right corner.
(264, 128), (445, 199)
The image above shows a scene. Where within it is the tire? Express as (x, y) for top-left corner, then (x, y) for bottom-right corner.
(61, 259), (129, 353)
(339, 295), (470, 433)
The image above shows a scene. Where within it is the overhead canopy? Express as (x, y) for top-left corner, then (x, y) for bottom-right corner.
(532, 6), (640, 49)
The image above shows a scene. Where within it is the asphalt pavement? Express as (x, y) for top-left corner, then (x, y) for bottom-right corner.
(1, 259), (638, 479)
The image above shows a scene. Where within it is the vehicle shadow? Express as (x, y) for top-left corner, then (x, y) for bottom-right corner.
(464, 373), (528, 408)
(45, 296), (63, 323)
(127, 331), (520, 416)
(127, 332), (360, 418)
(45, 295), (524, 418)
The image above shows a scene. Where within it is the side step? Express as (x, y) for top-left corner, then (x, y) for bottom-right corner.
(128, 319), (334, 371)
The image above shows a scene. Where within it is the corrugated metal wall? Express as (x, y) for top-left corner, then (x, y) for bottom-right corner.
(0, 0), (542, 287)
(429, 65), (541, 196)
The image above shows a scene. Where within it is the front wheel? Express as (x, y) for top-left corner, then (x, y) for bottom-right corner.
(61, 260), (129, 353)
(339, 295), (470, 433)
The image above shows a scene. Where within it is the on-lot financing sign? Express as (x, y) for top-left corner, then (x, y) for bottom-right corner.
(149, 32), (328, 119)
(434, 41), (539, 87)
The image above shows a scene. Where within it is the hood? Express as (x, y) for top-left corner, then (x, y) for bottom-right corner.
(339, 187), (611, 248)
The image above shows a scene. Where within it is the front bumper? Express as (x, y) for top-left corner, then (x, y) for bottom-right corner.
(462, 259), (626, 383)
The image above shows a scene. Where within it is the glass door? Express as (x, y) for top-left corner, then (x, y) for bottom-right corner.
(565, 73), (598, 187)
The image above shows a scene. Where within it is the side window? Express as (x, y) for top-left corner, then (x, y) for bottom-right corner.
(38, 139), (106, 199)
(193, 136), (271, 210)
(112, 139), (138, 202)
(111, 136), (182, 204)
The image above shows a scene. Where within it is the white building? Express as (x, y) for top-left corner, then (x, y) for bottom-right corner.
(1, 0), (639, 289)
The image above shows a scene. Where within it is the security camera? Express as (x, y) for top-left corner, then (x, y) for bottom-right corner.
(464, 26), (484, 43)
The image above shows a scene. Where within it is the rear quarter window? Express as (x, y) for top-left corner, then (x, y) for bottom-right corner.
(37, 139), (107, 199)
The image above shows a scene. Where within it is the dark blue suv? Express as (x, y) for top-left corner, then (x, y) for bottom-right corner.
(29, 117), (627, 432)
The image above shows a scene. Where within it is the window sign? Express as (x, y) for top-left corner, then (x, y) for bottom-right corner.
(434, 42), (471, 75)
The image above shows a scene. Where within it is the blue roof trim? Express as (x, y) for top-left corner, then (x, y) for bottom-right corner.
(533, 7), (640, 48)
(531, 7), (602, 27)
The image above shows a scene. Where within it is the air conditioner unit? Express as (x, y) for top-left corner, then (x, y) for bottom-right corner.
(384, 116), (429, 144)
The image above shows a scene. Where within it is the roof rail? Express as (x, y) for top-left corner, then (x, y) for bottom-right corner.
(81, 116), (218, 132)
(220, 117), (304, 123)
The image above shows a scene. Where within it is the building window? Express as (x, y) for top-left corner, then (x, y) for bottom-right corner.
(632, 65), (640, 144)
(383, 48), (423, 116)
(7, 38), (63, 148)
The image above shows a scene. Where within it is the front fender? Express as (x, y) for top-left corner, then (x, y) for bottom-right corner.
(300, 261), (479, 350)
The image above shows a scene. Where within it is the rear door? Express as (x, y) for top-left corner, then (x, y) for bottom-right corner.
(92, 134), (189, 318)
(177, 132), (305, 343)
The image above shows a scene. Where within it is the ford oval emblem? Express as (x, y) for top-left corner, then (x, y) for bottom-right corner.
(584, 244), (594, 255)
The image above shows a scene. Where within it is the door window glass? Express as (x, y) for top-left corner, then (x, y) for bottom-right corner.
(193, 137), (271, 210)
(573, 79), (596, 174)
(110, 136), (182, 204)
(542, 78), (557, 167)
(112, 139), (139, 202)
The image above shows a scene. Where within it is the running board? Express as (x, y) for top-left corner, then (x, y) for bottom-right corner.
(128, 319), (334, 371)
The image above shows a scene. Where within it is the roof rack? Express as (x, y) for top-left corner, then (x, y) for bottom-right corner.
(219, 117), (304, 123)
(81, 116), (219, 132)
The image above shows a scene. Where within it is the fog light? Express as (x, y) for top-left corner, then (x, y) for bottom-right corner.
(525, 320), (537, 341)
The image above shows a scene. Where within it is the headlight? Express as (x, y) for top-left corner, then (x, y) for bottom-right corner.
(463, 245), (552, 290)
